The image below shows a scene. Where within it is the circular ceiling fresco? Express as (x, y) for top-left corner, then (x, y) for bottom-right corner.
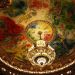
(0, 0), (75, 74)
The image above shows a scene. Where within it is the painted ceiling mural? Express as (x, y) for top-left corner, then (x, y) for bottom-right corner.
(0, 0), (75, 74)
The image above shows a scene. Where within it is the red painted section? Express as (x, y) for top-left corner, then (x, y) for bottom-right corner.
(30, 0), (42, 9)
(29, 0), (49, 9)
(19, 35), (27, 40)
(0, 16), (23, 41)
(0, 34), (5, 40)
(60, 24), (65, 30)
(43, 2), (49, 8)
(72, 0), (75, 4)
(25, 43), (32, 47)
(44, 33), (53, 42)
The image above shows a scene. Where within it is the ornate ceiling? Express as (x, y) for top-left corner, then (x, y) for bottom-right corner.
(0, 0), (75, 74)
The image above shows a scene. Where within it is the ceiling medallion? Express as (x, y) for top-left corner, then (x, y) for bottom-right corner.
(27, 40), (56, 67)
(26, 20), (56, 67)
